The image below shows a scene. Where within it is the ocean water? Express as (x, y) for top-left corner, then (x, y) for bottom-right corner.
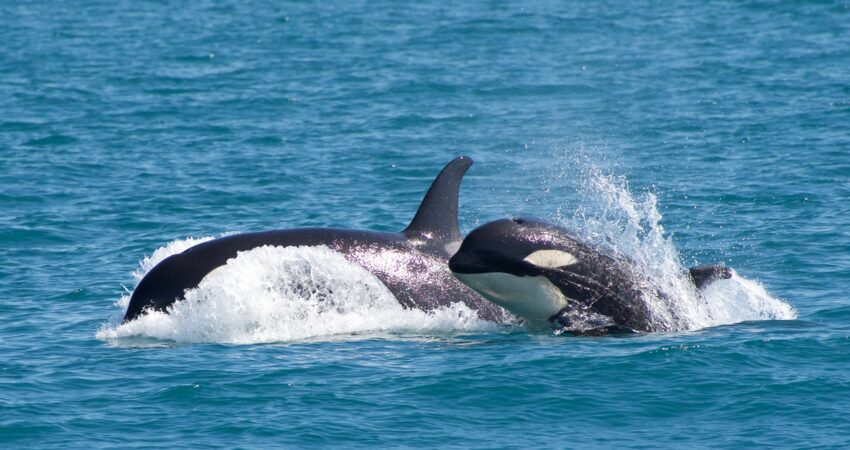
(2, 0), (849, 447)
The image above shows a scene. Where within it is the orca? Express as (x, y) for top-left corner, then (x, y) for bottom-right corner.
(448, 217), (731, 334)
(123, 157), (509, 324)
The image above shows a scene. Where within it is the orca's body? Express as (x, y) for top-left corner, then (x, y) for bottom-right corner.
(449, 218), (731, 334)
(124, 157), (509, 324)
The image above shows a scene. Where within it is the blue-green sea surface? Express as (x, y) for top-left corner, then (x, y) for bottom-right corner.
(2, 0), (849, 447)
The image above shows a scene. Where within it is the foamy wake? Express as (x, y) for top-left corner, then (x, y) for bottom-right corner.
(98, 243), (499, 345)
(556, 160), (796, 331)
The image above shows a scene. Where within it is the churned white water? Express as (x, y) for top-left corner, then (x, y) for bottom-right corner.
(99, 244), (498, 344)
(555, 160), (796, 331)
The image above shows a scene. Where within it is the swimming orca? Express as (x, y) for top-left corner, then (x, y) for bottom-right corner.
(448, 217), (731, 334)
(123, 156), (509, 323)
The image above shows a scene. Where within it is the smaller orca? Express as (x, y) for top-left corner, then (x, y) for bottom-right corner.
(448, 217), (731, 334)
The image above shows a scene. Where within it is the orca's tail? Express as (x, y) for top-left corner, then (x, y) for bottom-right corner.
(688, 265), (733, 290)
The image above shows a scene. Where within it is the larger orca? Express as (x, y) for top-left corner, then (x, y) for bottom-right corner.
(449, 217), (731, 334)
(123, 157), (509, 323)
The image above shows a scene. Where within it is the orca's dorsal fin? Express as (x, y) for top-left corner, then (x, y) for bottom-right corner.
(403, 156), (473, 242)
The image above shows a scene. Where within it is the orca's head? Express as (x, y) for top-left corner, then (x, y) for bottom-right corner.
(449, 218), (598, 326)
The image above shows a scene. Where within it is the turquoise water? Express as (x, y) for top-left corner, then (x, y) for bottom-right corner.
(3, 0), (850, 447)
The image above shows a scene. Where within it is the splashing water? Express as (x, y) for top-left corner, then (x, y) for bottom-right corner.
(99, 243), (499, 344)
(553, 159), (796, 331)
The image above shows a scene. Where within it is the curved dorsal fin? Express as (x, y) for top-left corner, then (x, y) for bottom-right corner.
(403, 156), (473, 242)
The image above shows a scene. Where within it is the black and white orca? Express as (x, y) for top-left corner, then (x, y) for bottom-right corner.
(449, 217), (731, 334)
(123, 157), (509, 323)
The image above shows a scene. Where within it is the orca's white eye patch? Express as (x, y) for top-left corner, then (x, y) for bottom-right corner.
(523, 249), (578, 268)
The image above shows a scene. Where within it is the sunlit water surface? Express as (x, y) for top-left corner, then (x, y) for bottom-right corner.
(2, 1), (849, 447)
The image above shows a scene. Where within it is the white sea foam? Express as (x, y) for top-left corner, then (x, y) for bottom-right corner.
(99, 243), (498, 344)
(551, 157), (796, 331)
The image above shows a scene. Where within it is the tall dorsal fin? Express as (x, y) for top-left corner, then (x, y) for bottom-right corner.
(403, 156), (473, 242)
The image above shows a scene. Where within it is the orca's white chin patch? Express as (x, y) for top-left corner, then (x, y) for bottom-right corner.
(452, 271), (568, 324)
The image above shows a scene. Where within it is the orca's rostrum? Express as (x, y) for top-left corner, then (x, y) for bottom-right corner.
(123, 157), (509, 324)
